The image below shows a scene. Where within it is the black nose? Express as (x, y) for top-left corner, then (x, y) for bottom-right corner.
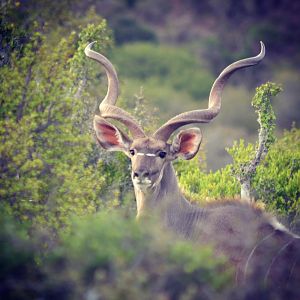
(133, 170), (149, 178)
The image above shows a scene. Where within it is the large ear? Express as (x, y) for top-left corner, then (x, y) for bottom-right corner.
(170, 128), (202, 160)
(94, 115), (132, 152)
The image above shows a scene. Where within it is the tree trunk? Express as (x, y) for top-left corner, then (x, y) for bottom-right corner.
(241, 179), (251, 202)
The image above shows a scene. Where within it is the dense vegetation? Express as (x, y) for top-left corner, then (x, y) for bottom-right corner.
(1, 211), (234, 299)
(177, 126), (300, 227)
(1, 0), (299, 299)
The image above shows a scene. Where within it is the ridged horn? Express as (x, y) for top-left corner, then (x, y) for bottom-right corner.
(85, 42), (145, 138)
(153, 42), (265, 141)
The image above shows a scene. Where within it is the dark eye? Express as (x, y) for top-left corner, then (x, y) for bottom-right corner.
(129, 149), (135, 156)
(159, 151), (167, 159)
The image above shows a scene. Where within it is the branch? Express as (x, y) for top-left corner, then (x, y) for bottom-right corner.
(229, 82), (282, 202)
(33, 102), (59, 134)
(74, 77), (87, 100)
(16, 63), (33, 122)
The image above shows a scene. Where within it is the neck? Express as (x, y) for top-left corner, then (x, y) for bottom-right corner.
(134, 162), (191, 221)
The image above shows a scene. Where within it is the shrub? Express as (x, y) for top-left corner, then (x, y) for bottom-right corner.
(176, 157), (239, 203)
(0, 20), (115, 232)
(253, 127), (300, 223)
(176, 127), (300, 227)
(0, 211), (232, 300)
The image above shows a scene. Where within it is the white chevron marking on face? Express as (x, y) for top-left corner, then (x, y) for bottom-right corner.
(136, 153), (156, 157)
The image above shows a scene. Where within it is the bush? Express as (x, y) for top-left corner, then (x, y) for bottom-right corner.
(253, 127), (300, 223)
(0, 210), (45, 300)
(0, 211), (232, 300)
(176, 127), (300, 227)
(0, 19), (116, 233)
(176, 157), (239, 203)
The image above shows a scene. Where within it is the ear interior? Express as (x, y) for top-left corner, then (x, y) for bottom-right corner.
(172, 128), (202, 160)
(179, 133), (197, 154)
(94, 116), (131, 151)
(98, 123), (121, 147)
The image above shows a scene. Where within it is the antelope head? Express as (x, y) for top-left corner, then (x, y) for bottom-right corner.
(85, 42), (265, 214)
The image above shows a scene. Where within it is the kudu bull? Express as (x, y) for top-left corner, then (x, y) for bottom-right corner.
(85, 42), (300, 294)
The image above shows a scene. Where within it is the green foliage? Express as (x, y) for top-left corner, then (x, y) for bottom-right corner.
(0, 211), (232, 299)
(227, 82), (281, 181)
(253, 127), (300, 221)
(176, 127), (299, 224)
(0, 211), (42, 300)
(58, 212), (231, 298)
(71, 21), (113, 78)
(0, 20), (114, 232)
(111, 43), (214, 100)
(176, 83), (298, 221)
(176, 157), (239, 202)
(0, 1), (29, 67)
(252, 82), (281, 145)
(226, 140), (255, 172)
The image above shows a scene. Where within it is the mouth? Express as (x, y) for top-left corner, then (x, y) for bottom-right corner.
(133, 178), (153, 189)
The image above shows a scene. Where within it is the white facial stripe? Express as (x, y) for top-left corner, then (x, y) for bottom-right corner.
(152, 162), (166, 188)
(136, 153), (156, 157)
